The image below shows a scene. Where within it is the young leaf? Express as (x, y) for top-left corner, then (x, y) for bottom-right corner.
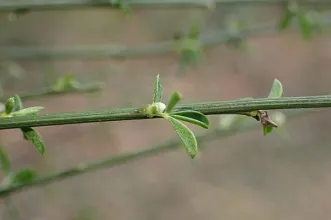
(166, 92), (182, 113)
(11, 106), (44, 117)
(0, 147), (11, 175)
(263, 125), (274, 136)
(153, 74), (162, 103)
(171, 110), (209, 129)
(5, 97), (15, 114)
(12, 168), (37, 184)
(268, 78), (283, 98)
(13, 95), (23, 111)
(21, 127), (45, 155)
(167, 116), (198, 159)
(279, 12), (293, 30)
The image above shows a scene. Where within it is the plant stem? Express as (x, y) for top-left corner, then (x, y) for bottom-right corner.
(0, 0), (328, 11)
(0, 109), (313, 197)
(0, 95), (330, 130)
(0, 82), (104, 103)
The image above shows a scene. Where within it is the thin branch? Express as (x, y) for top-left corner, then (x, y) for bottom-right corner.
(0, 0), (328, 12)
(0, 108), (313, 197)
(0, 82), (104, 103)
(0, 95), (331, 130)
(2, 10), (331, 61)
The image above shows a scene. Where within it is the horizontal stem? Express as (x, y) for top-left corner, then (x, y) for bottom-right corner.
(0, 0), (328, 12)
(2, 9), (331, 61)
(0, 82), (104, 103)
(0, 95), (330, 130)
(0, 109), (312, 197)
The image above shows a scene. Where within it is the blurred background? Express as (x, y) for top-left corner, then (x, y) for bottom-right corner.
(1, 2), (331, 220)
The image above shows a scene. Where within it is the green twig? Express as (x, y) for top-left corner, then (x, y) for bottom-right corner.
(1, 10), (331, 61)
(0, 0), (328, 12)
(0, 109), (313, 197)
(0, 82), (104, 103)
(0, 95), (331, 130)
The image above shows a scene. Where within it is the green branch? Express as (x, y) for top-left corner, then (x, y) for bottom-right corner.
(0, 109), (312, 197)
(0, 0), (328, 12)
(0, 95), (331, 130)
(0, 82), (104, 103)
(0, 21), (312, 60)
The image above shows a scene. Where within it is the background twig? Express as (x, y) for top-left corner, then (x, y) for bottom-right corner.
(1, 12), (331, 61)
(0, 82), (104, 103)
(0, 109), (313, 197)
(0, 0), (329, 12)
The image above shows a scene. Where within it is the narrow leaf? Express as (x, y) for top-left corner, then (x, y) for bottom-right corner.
(166, 92), (182, 113)
(167, 116), (198, 159)
(11, 106), (44, 117)
(263, 125), (274, 136)
(171, 110), (209, 129)
(153, 74), (162, 103)
(268, 78), (283, 98)
(0, 147), (11, 175)
(12, 168), (37, 184)
(21, 127), (45, 155)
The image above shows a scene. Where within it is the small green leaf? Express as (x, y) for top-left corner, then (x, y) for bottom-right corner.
(0, 147), (11, 175)
(167, 116), (198, 159)
(298, 11), (313, 39)
(5, 97), (15, 114)
(153, 74), (162, 103)
(268, 78), (283, 98)
(12, 168), (37, 184)
(279, 12), (293, 30)
(166, 92), (182, 113)
(13, 95), (23, 111)
(263, 125), (274, 136)
(171, 110), (209, 129)
(11, 106), (44, 117)
(21, 127), (45, 155)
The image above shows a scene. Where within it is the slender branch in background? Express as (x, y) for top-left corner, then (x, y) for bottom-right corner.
(0, 82), (104, 103)
(0, 0), (328, 12)
(0, 95), (331, 130)
(0, 109), (315, 197)
(1, 10), (331, 61)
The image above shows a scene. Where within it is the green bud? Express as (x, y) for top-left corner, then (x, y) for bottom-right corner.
(5, 97), (15, 114)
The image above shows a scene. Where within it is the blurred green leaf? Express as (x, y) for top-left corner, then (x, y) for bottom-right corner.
(171, 110), (209, 129)
(263, 125), (274, 136)
(219, 114), (249, 130)
(279, 12), (293, 30)
(11, 106), (44, 117)
(4, 97), (15, 114)
(298, 11), (313, 39)
(12, 168), (37, 184)
(166, 92), (182, 113)
(268, 78), (283, 98)
(0, 147), (11, 175)
(167, 116), (198, 159)
(21, 127), (45, 155)
(153, 74), (162, 103)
